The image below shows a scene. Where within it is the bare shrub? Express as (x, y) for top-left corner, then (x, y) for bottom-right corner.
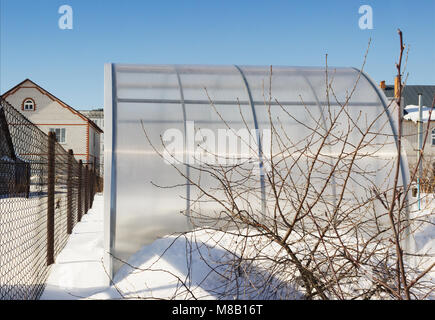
(131, 30), (434, 300)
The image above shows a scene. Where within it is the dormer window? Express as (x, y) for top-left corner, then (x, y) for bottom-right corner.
(22, 98), (35, 111)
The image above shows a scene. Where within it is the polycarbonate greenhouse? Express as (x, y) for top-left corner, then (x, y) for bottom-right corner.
(103, 64), (410, 276)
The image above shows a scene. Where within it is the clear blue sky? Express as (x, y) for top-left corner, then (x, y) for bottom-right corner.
(1, 0), (434, 109)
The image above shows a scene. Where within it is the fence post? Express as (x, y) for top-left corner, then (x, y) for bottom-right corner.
(90, 161), (95, 208)
(47, 131), (55, 266)
(78, 160), (83, 222)
(93, 163), (96, 203)
(67, 149), (73, 234)
(85, 164), (89, 214)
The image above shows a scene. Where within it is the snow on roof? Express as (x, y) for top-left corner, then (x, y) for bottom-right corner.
(404, 104), (435, 123)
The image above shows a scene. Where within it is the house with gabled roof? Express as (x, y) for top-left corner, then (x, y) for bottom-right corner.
(1, 79), (103, 170)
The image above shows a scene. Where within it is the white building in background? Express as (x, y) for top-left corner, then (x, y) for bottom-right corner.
(80, 109), (104, 175)
(380, 83), (435, 170)
(1, 79), (103, 171)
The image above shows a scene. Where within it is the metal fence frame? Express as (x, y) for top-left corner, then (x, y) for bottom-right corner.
(0, 98), (99, 300)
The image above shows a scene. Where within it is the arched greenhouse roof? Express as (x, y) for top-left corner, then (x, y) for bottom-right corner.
(104, 64), (409, 276)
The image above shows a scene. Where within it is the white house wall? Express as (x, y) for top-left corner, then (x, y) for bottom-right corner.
(403, 119), (435, 171)
(3, 81), (97, 165)
(88, 125), (101, 169)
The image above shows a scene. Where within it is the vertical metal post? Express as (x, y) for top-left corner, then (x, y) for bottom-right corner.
(47, 131), (55, 266)
(67, 149), (73, 234)
(417, 93), (423, 210)
(85, 164), (89, 214)
(78, 160), (83, 222)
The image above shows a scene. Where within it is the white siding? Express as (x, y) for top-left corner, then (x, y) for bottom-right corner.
(402, 119), (435, 173)
(3, 81), (100, 167)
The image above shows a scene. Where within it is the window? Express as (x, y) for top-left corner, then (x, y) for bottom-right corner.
(49, 128), (66, 143)
(432, 128), (435, 146)
(22, 98), (35, 111)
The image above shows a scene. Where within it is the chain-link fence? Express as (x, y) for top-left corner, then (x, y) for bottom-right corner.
(0, 99), (99, 300)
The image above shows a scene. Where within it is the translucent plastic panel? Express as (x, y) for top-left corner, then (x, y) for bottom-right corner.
(185, 102), (262, 225)
(116, 64), (181, 101)
(240, 66), (321, 104)
(113, 100), (189, 271)
(104, 64), (409, 277)
(308, 69), (381, 105)
(239, 66), (382, 106)
(178, 65), (248, 102)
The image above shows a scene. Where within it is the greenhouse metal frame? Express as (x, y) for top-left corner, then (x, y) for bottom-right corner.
(104, 64), (410, 276)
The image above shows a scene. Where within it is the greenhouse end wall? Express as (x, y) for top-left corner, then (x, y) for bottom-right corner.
(103, 63), (410, 278)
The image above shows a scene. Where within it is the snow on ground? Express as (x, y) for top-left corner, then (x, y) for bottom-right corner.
(40, 194), (110, 299)
(89, 229), (301, 300)
(409, 194), (435, 281)
(40, 193), (435, 300)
